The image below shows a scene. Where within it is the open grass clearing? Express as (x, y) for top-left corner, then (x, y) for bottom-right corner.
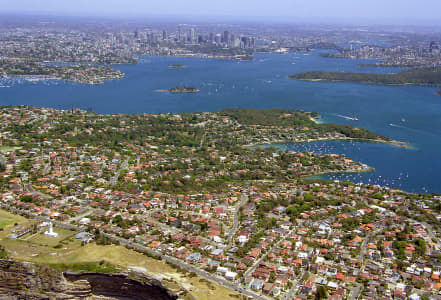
(0, 209), (28, 230)
(27, 227), (76, 247)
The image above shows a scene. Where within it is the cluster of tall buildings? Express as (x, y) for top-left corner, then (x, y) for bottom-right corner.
(166, 27), (256, 49)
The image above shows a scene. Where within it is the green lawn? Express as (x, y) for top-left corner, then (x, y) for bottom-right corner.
(0, 209), (27, 230)
(0, 146), (21, 151)
(27, 227), (76, 247)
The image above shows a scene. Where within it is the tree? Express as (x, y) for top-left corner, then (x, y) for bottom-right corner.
(415, 238), (426, 257)
(315, 285), (328, 300)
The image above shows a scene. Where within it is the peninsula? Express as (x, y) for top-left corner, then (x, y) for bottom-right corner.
(0, 60), (124, 84)
(289, 67), (441, 86)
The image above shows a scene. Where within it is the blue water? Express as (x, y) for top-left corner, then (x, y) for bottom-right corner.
(0, 51), (440, 193)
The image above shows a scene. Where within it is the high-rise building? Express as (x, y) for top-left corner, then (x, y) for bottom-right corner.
(241, 36), (248, 48)
(430, 41), (436, 53)
(223, 31), (230, 45)
(162, 30), (167, 41)
(190, 28), (196, 44)
(251, 37), (256, 48)
(215, 34), (222, 44)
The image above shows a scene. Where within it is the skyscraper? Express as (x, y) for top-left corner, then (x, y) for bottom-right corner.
(190, 28), (196, 44)
(223, 31), (230, 45)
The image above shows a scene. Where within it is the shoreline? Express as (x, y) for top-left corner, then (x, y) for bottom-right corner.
(245, 136), (411, 149)
(309, 116), (325, 124)
(302, 166), (376, 178)
(3, 73), (124, 85)
(293, 78), (437, 88)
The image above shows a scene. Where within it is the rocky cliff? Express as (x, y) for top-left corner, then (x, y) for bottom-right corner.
(0, 260), (177, 300)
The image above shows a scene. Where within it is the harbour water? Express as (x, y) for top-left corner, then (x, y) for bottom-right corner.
(1, 51), (440, 193)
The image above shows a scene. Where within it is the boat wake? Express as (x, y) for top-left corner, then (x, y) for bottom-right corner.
(389, 123), (406, 129)
(333, 114), (359, 121)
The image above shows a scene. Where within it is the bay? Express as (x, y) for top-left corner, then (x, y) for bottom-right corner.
(0, 51), (440, 193)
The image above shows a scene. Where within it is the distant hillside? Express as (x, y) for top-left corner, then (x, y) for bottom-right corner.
(289, 67), (441, 86)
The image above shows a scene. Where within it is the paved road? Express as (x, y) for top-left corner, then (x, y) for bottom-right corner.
(349, 283), (362, 300)
(227, 193), (248, 248)
(244, 227), (295, 278)
(110, 158), (129, 185)
(283, 270), (303, 300)
(69, 208), (95, 223)
(143, 214), (221, 248)
(43, 163), (51, 175)
(0, 203), (82, 232)
(418, 220), (438, 243)
(358, 228), (381, 268)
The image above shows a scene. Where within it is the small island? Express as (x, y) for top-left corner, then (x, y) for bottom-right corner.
(289, 67), (441, 87)
(156, 86), (200, 93)
(168, 64), (185, 68)
(169, 87), (199, 93)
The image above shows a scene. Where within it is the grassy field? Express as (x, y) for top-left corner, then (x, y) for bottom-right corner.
(0, 209), (29, 230)
(0, 209), (243, 300)
(0, 146), (21, 151)
(27, 227), (76, 247)
(35, 243), (242, 300)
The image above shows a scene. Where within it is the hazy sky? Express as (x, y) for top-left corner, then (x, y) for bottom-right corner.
(2, 0), (441, 24)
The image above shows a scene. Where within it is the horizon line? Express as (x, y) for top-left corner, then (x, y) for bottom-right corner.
(1, 11), (441, 28)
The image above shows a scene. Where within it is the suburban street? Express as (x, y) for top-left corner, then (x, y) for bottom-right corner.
(244, 227), (296, 278)
(110, 158), (129, 186)
(227, 193), (248, 248)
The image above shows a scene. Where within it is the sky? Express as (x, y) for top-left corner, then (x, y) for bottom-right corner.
(2, 0), (441, 25)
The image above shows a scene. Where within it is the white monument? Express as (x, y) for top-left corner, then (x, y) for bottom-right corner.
(44, 222), (58, 238)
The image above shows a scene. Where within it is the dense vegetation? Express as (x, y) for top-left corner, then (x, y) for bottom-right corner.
(0, 245), (8, 259)
(289, 67), (441, 86)
(220, 108), (317, 126)
(220, 108), (390, 141)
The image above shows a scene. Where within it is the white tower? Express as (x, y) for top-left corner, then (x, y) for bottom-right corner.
(44, 222), (58, 238)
